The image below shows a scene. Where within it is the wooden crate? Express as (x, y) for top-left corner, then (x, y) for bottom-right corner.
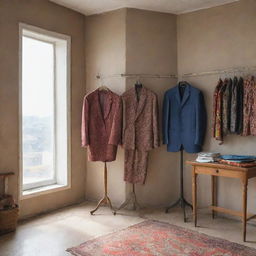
(0, 205), (19, 235)
(0, 172), (18, 235)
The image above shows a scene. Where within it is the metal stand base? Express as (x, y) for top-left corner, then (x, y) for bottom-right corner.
(165, 149), (193, 222)
(90, 162), (116, 215)
(165, 197), (192, 222)
(90, 195), (116, 215)
(118, 184), (141, 211)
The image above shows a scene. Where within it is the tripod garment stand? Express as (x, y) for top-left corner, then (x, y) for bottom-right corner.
(90, 162), (116, 215)
(165, 149), (192, 222)
(118, 184), (141, 211)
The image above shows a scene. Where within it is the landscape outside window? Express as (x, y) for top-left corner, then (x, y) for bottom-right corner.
(22, 36), (55, 188)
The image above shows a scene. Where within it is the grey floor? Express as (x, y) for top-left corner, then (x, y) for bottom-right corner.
(1, 202), (256, 256)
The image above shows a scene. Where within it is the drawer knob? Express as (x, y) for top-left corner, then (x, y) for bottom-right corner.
(216, 169), (219, 173)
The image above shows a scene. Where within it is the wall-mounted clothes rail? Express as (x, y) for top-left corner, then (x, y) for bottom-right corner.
(182, 66), (256, 78)
(96, 73), (177, 79)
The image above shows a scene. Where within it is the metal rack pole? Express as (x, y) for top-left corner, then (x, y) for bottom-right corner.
(96, 73), (177, 79)
(182, 65), (256, 78)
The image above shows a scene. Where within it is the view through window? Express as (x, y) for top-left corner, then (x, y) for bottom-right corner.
(22, 36), (56, 189)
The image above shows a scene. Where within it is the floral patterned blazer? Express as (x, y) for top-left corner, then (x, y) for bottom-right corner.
(122, 87), (160, 151)
(81, 88), (122, 162)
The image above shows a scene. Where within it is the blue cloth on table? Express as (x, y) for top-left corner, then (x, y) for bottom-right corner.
(220, 155), (256, 161)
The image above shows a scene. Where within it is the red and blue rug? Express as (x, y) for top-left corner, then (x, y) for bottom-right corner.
(67, 220), (256, 256)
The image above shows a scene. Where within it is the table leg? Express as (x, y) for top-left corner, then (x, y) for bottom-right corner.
(211, 175), (217, 219)
(192, 169), (198, 227)
(242, 178), (248, 242)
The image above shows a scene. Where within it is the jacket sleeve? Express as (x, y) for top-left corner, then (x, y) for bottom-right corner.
(195, 91), (207, 146)
(81, 96), (90, 147)
(120, 96), (126, 146)
(108, 97), (123, 146)
(162, 92), (170, 145)
(152, 93), (160, 148)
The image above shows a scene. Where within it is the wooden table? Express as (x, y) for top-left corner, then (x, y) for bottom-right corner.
(187, 161), (256, 242)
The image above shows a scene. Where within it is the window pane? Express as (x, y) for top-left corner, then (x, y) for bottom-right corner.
(22, 36), (55, 187)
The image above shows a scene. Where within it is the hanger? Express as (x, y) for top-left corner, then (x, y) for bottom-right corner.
(97, 73), (109, 91)
(98, 85), (109, 91)
(178, 80), (189, 88)
(135, 76), (142, 89)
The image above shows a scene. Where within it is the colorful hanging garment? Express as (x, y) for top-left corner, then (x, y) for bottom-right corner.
(242, 76), (256, 136)
(212, 79), (224, 141)
(230, 77), (238, 133)
(236, 77), (244, 134)
(222, 78), (231, 135)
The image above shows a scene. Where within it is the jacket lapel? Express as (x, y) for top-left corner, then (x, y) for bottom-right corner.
(174, 86), (181, 105)
(135, 87), (147, 120)
(181, 85), (190, 107)
(103, 92), (113, 119)
(96, 89), (113, 130)
(174, 84), (191, 107)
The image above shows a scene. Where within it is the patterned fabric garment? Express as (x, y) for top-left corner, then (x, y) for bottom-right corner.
(243, 76), (256, 136)
(81, 88), (122, 162)
(236, 77), (244, 134)
(212, 79), (224, 141)
(122, 87), (160, 151)
(122, 86), (160, 184)
(219, 159), (256, 167)
(222, 78), (231, 135)
(230, 77), (238, 133)
(124, 149), (149, 184)
(212, 79), (222, 139)
(250, 76), (256, 135)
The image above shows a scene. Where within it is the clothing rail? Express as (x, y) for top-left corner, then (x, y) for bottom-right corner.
(96, 73), (177, 79)
(182, 66), (256, 78)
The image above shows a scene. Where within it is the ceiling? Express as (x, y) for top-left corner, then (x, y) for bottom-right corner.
(50, 0), (239, 16)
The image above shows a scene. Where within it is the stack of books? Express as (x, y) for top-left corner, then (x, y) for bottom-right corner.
(196, 152), (220, 163)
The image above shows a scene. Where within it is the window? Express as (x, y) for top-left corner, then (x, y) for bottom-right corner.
(19, 24), (71, 194)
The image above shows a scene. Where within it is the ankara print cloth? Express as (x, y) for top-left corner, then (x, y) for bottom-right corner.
(122, 87), (160, 184)
(212, 76), (248, 142)
(243, 76), (256, 136)
(213, 79), (224, 141)
(81, 88), (122, 162)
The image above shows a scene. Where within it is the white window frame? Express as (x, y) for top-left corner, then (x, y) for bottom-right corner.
(19, 23), (71, 197)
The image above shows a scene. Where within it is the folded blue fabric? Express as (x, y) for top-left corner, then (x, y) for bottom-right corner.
(221, 155), (256, 161)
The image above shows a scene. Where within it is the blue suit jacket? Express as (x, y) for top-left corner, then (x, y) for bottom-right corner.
(162, 84), (207, 153)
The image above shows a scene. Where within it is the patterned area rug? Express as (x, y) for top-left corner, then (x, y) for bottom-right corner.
(67, 220), (256, 256)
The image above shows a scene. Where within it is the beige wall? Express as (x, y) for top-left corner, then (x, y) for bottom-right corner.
(2, 0), (256, 218)
(0, 0), (86, 218)
(125, 9), (179, 207)
(85, 9), (127, 206)
(84, 8), (179, 208)
(178, 0), (256, 211)
(85, 1), (256, 212)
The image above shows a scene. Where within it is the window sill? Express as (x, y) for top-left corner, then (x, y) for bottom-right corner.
(21, 183), (70, 200)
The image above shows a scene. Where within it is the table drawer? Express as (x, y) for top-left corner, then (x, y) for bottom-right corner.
(195, 166), (242, 178)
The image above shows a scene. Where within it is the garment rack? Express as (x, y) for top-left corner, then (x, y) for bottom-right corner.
(182, 65), (256, 78)
(96, 73), (177, 79)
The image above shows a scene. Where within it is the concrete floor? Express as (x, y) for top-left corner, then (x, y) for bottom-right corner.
(1, 202), (256, 256)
